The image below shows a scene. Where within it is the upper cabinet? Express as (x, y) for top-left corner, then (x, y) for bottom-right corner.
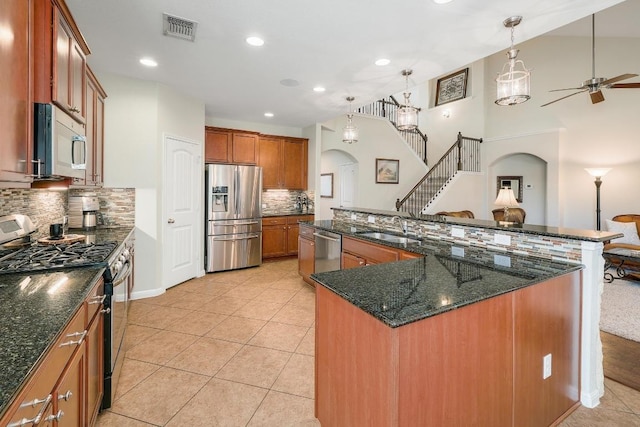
(34, 0), (91, 124)
(205, 127), (258, 165)
(258, 135), (308, 190)
(0, 0), (32, 184)
(80, 66), (107, 187)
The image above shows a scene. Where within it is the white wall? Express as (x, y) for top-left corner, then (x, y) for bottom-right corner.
(100, 72), (205, 298)
(319, 114), (428, 212)
(483, 35), (640, 228)
(318, 149), (357, 220)
(422, 172), (485, 217)
(205, 117), (302, 138)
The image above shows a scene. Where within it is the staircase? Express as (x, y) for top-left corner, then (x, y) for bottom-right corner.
(356, 96), (428, 164)
(395, 132), (483, 215)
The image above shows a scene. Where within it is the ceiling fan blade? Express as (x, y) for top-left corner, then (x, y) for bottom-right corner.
(540, 89), (588, 107)
(590, 90), (605, 104)
(549, 87), (584, 93)
(601, 73), (639, 86)
(610, 82), (640, 89)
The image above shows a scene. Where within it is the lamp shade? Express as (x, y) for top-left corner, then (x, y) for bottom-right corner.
(584, 167), (611, 178)
(495, 188), (519, 207)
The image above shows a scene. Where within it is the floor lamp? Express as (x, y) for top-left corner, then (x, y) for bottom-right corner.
(585, 168), (611, 231)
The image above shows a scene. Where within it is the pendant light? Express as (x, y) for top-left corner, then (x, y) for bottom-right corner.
(342, 96), (358, 144)
(397, 69), (419, 130)
(495, 16), (531, 106)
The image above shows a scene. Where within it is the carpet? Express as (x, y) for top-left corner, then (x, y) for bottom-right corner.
(600, 275), (640, 342)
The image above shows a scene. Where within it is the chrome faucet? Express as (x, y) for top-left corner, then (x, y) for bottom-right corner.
(391, 216), (408, 235)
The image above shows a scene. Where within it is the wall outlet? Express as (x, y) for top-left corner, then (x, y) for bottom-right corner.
(494, 254), (511, 268)
(494, 233), (511, 246)
(351, 213), (357, 220)
(262, 204), (267, 209)
(451, 246), (465, 257)
(367, 215), (375, 224)
(543, 354), (552, 379)
(451, 227), (465, 238)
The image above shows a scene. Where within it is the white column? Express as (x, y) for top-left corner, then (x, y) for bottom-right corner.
(579, 240), (605, 408)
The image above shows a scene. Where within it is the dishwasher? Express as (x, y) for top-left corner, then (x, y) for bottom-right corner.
(314, 230), (342, 273)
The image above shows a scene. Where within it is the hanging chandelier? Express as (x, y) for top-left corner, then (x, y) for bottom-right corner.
(342, 96), (358, 144)
(397, 69), (419, 130)
(495, 16), (531, 106)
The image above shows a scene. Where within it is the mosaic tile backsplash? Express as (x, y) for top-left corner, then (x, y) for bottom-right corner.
(332, 208), (584, 264)
(262, 190), (315, 215)
(0, 188), (135, 239)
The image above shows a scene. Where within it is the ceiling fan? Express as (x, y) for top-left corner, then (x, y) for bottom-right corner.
(541, 14), (640, 107)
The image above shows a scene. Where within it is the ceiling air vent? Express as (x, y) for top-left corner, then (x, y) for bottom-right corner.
(162, 13), (198, 42)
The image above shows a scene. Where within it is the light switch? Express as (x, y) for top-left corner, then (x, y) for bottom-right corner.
(451, 227), (464, 238)
(451, 246), (465, 257)
(367, 216), (375, 224)
(494, 233), (511, 246)
(494, 254), (511, 267)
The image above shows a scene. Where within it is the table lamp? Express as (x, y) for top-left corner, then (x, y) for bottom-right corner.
(495, 187), (519, 223)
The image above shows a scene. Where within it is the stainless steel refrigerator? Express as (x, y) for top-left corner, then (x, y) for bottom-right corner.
(205, 164), (262, 272)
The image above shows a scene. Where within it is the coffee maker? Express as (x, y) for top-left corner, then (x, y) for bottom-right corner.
(68, 196), (100, 230)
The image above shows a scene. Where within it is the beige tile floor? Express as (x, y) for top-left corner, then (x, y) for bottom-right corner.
(97, 258), (640, 426)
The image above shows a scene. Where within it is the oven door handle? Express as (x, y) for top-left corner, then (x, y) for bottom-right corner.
(212, 234), (259, 241)
(112, 261), (132, 287)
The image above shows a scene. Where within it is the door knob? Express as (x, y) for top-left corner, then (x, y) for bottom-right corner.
(168, 218), (175, 224)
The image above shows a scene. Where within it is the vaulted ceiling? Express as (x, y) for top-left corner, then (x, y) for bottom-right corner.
(66, 0), (636, 128)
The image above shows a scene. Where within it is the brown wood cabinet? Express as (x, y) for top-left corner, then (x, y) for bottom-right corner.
(262, 215), (314, 259)
(77, 67), (107, 187)
(0, 0), (32, 184)
(33, 0), (90, 124)
(258, 136), (308, 190)
(342, 236), (421, 268)
(0, 278), (105, 427)
(298, 224), (315, 284)
(315, 271), (581, 426)
(205, 127), (258, 165)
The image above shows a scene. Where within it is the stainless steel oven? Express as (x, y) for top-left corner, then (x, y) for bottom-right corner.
(102, 235), (134, 409)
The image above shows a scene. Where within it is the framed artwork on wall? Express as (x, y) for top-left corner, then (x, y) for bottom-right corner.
(376, 159), (399, 184)
(497, 176), (523, 203)
(435, 68), (469, 106)
(320, 173), (333, 198)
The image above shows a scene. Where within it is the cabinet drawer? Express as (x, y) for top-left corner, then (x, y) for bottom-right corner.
(49, 305), (87, 379)
(287, 215), (314, 225)
(343, 237), (399, 264)
(263, 217), (286, 226)
(299, 225), (314, 240)
(85, 277), (105, 323)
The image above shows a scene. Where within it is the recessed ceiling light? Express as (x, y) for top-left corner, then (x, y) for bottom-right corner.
(375, 58), (390, 66)
(313, 86), (326, 92)
(432, 0), (453, 4)
(280, 78), (300, 87)
(246, 36), (264, 46)
(264, 112), (274, 117)
(139, 57), (158, 67)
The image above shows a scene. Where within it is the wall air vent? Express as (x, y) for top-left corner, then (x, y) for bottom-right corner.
(162, 13), (198, 42)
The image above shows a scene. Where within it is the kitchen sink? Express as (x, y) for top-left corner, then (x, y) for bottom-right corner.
(357, 232), (421, 245)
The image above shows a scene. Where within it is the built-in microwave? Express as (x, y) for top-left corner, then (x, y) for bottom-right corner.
(33, 103), (86, 179)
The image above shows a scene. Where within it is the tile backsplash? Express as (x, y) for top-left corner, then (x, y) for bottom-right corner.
(0, 188), (135, 239)
(262, 190), (315, 215)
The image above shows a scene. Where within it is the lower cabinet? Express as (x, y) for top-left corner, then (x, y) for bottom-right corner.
(263, 215), (314, 259)
(298, 224), (315, 284)
(0, 278), (105, 427)
(341, 236), (420, 268)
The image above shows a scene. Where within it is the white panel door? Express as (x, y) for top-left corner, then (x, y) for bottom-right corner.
(340, 163), (358, 208)
(163, 135), (201, 288)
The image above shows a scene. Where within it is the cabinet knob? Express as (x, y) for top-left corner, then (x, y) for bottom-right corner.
(70, 106), (80, 113)
(168, 218), (175, 224)
(58, 390), (73, 401)
(45, 410), (64, 422)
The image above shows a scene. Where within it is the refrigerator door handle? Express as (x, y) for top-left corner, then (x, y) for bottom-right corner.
(212, 234), (260, 241)
(234, 168), (240, 216)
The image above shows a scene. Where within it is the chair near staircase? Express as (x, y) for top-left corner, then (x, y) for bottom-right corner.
(492, 208), (526, 224)
(436, 210), (475, 219)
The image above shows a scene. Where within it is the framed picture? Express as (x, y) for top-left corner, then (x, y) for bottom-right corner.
(320, 173), (333, 198)
(497, 176), (523, 203)
(376, 158), (399, 184)
(435, 68), (469, 106)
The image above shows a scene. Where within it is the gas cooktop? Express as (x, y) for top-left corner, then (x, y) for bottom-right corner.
(0, 241), (118, 275)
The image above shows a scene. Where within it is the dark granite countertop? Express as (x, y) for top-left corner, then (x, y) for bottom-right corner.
(262, 211), (315, 218)
(0, 225), (134, 419)
(308, 220), (582, 328)
(0, 267), (105, 418)
(332, 207), (621, 243)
